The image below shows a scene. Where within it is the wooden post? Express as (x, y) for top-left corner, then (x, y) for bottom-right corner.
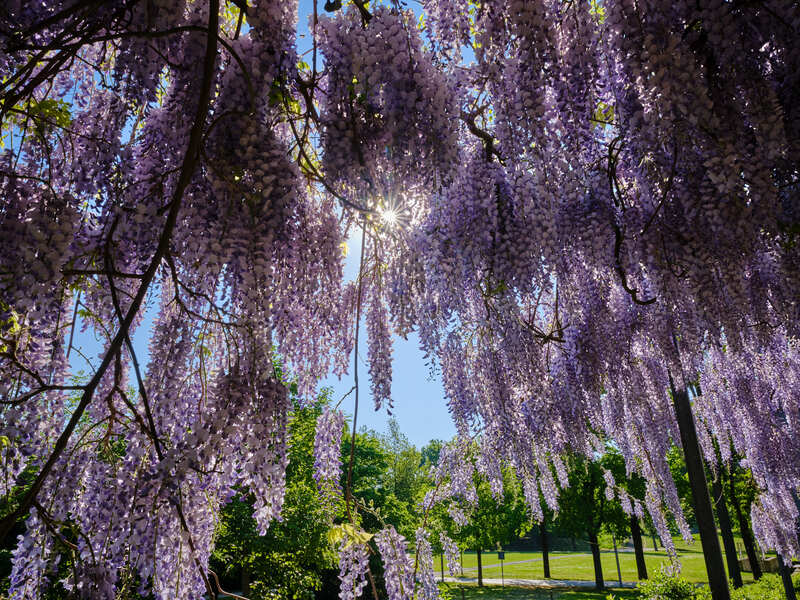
(779, 555), (798, 600)
(540, 520), (551, 578)
(670, 380), (730, 600)
(631, 515), (649, 579)
(711, 470), (743, 587)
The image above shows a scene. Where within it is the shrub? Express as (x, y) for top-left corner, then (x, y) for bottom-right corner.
(730, 574), (788, 600)
(637, 568), (706, 600)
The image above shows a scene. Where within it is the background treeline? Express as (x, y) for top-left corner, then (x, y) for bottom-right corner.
(202, 396), (764, 599)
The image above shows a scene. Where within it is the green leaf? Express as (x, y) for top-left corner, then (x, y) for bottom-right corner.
(328, 523), (373, 548)
(592, 101), (615, 125)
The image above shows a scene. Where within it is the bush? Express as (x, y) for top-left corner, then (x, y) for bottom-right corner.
(636, 568), (707, 600)
(629, 569), (795, 600)
(730, 574), (788, 600)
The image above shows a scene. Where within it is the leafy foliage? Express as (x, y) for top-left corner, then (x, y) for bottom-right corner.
(211, 405), (337, 600)
(636, 569), (709, 600)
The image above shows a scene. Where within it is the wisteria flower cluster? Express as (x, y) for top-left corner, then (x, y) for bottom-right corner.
(314, 406), (346, 496)
(374, 526), (415, 600)
(337, 540), (370, 600)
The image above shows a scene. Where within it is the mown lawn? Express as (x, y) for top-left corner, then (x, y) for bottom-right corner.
(443, 533), (757, 585)
(438, 583), (640, 600)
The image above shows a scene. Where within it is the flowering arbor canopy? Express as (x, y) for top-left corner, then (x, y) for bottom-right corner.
(1, 0), (799, 598)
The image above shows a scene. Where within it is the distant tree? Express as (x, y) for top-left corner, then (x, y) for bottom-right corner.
(667, 445), (695, 529)
(605, 446), (649, 581)
(420, 439), (444, 469)
(379, 419), (426, 509)
(556, 451), (628, 591)
(342, 427), (419, 538)
(726, 458), (762, 581)
(441, 467), (530, 587)
(538, 503), (555, 579)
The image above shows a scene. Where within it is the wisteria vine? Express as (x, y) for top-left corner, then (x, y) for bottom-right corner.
(1, 0), (799, 598)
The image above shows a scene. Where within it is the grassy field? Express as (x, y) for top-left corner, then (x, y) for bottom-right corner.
(441, 533), (757, 585)
(439, 583), (640, 600)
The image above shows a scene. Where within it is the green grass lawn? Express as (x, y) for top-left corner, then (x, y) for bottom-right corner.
(443, 534), (756, 585)
(439, 583), (640, 600)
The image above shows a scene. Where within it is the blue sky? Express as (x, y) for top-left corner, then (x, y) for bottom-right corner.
(316, 229), (454, 448)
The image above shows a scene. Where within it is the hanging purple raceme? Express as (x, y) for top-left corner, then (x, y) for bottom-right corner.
(314, 406), (346, 496)
(415, 528), (439, 600)
(440, 532), (460, 576)
(366, 291), (393, 411)
(375, 526), (415, 600)
(337, 541), (370, 600)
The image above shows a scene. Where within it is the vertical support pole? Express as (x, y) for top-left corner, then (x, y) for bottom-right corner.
(711, 470), (743, 587)
(631, 515), (649, 579)
(671, 379), (731, 600)
(779, 556), (797, 600)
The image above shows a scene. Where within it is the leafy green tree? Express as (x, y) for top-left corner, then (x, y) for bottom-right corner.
(602, 446), (649, 580)
(379, 419), (426, 508)
(211, 403), (337, 599)
(420, 440), (444, 469)
(341, 427), (416, 538)
(667, 445), (695, 528)
(556, 451), (628, 591)
(726, 458), (762, 581)
(440, 467), (530, 587)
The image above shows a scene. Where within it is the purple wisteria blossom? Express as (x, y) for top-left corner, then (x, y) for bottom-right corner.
(375, 526), (414, 600)
(337, 541), (370, 600)
(314, 407), (346, 496)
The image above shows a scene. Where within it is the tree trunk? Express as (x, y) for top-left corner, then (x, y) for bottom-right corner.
(729, 470), (762, 580)
(612, 535), (623, 586)
(671, 382), (730, 600)
(540, 520), (551, 578)
(631, 515), (648, 580)
(440, 552), (445, 582)
(779, 555), (798, 600)
(476, 548), (483, 587)
(588, 530), (605, 591)
(711, 471), (743, 588)
(241, 565), (250, 596)
(651, 531), (659, 551)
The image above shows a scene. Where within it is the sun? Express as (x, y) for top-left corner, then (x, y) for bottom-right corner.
(379, 208), (399, 226)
